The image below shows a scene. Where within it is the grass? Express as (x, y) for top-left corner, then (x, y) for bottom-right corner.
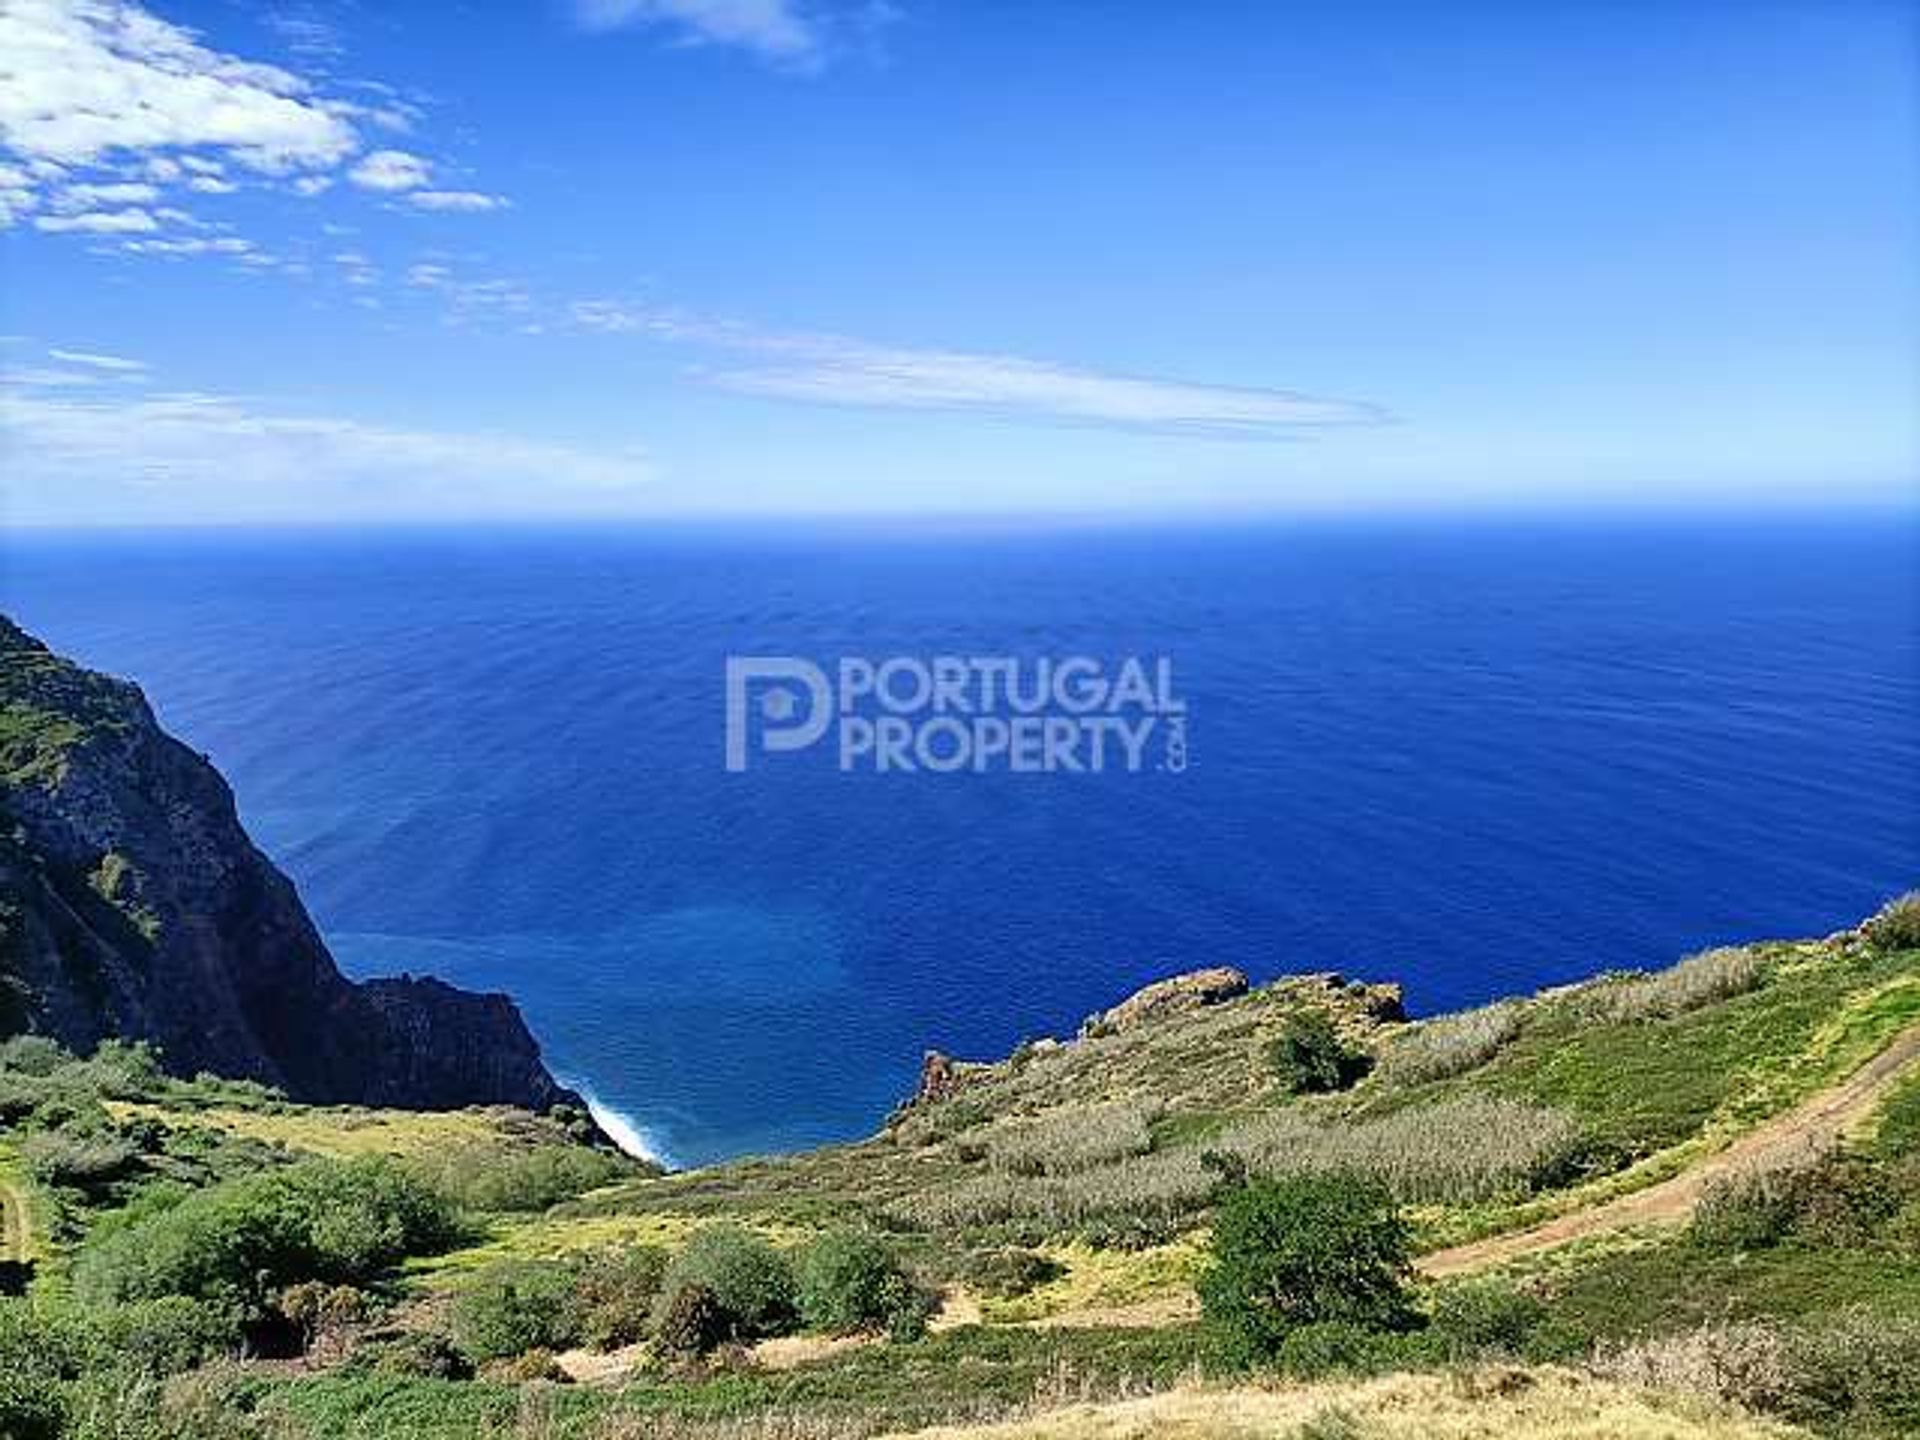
(242, 1324), (1208, 1439)
(974, 1237), (1206, 1323)
(103, 1101), (519, 1161)
(891, 1369), (1804, 1440)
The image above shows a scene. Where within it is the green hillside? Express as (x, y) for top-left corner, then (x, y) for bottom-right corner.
(2, 895), (1917, 1439)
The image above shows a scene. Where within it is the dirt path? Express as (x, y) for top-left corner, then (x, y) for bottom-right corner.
(1012, 1021), (1920, 1328)
(1419, 1019), (1920, 1276)
(0, 1169), (32, 1265)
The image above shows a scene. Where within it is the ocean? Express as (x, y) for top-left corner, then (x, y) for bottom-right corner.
(3, 514), (1915, 1166)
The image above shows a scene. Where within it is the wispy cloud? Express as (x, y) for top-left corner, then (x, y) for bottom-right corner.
(48, 347), (146, 372)
(1, 358), (655, 524)
(571, 302), (1384, 438)
(405, 189), (507, 213)
(575, 0), (822, 64)
(33, 208), (159, 234)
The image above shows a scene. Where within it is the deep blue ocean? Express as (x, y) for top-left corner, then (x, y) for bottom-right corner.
(3, 515), (1916, 1165)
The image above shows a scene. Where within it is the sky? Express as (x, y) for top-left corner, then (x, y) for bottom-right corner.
(0, 0), (1915, 525)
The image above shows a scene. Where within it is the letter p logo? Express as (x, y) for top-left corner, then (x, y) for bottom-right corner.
(725, 657), (833, 772)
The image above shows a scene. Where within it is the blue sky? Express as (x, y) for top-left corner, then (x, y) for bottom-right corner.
(1, 0), (1914, 524)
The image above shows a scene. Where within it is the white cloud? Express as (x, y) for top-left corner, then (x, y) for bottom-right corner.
(2, 366), (656, 523)
(575, 0), (819, 63)
(405, 189), (505, 213)
(48, 347), (146, 372)
(48, 179), (158, 209)
(0, 0), (357, 172)
(348, 147), (431, 192)
(33, 207), (158, 233)
(0, 4), (502, 236)
(118, 235), (255, 257)
(570, 302), (1384, 438)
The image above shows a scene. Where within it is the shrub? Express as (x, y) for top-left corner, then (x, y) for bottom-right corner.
(654, 1282), (727, 1358)
(0, 1301), (76, 1440)
(21, 1128), (140, 1189)
(984, 1101), (1158, 1177)
(1583, 947), (1764, 1025)
(1691, 1145), (1830, 1252)
(426, 1143), (628, 1213)
(1378, 1001), (1525, 1086)
(881, 1274), (935, 1344)
(1426, 1279), (1547, 1361)
(89, 1297), (241, 1378)
(1273, 1320), (1416, 1378)
(354, 1331), (473, 1380)
(566, 1245), (668, 1350)
(798, 1229), (910, 1334)
(450, 1261), (579, 1361)
(1266, 1012), (1371, 1095)
(481, 1346), (569, 1383)
(0, 1035), (70, 1077)
(1862, 892), (1920, 953)
(965, 1248), (1065, 1299)
(895, 1094), (1583, 1238)
(72, 1156), (459, 1316)
(1592, 1320), (1797, 1414)
(1198, 1173), (1413, 1368)
(656, 1225), (798, 1345)
(1785, 1306), (1920, 1432)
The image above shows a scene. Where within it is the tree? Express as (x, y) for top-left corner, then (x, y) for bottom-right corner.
(1199, 1173), (1412, 1367)
(1265, 1012), (1372, 1095)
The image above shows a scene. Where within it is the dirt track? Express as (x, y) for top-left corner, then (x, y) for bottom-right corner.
(1418, 1019), (1920, 1276)
(1016, 1019), (1920, 1328)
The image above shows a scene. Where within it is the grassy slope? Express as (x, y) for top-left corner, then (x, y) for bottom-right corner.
(892, 1369), (1807, 1440)
(12, 918), (1917, 1439)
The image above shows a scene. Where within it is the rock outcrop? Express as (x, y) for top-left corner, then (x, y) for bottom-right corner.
(0, 617), (576, 1112)
(1079, 965), (1250, 1037)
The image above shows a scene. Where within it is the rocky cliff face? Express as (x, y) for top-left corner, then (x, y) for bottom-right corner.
(0, 617), (576, 1112)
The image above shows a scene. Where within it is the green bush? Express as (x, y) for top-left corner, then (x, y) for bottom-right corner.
(21, 1128), (140, 1190)
(1198, 1173), (1413, 1368)
(1266, 1012), (1371, 1095)
(351, 1331), (473, 1379)
(798, 1230), (915, 1335)
(0, 1300), (76, 1440)
(89, 1296), (242, 1378)
(449, 1260), (579, 1361)
(426, 1143), (628, 1213)
(1785, 1307), (1920, 1433)
(654, 1282), (727, 1358)
(566, 1245), (668, 1350)
(964, 1248), (1065, 1299)
(1273, 1319), (1417, 1378)
(1685, 1146), (1899, 1253)
(656, 1225), (798, 1345)
(1426, 1279), (1547, 1361)
(0, 1035), (70, 1077)
(73, 1156), (459, 1316)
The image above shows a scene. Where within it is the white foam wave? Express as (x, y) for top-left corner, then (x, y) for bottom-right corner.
(562, 1080), (676, 1168)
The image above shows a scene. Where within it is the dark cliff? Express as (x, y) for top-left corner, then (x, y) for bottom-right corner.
(0, 616), (576, 1112)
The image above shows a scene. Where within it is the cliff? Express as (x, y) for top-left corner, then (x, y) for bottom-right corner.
(0, 616), (576, 1112)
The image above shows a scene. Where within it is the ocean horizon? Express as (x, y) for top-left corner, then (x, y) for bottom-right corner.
(4, 511), (1915, 1167)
